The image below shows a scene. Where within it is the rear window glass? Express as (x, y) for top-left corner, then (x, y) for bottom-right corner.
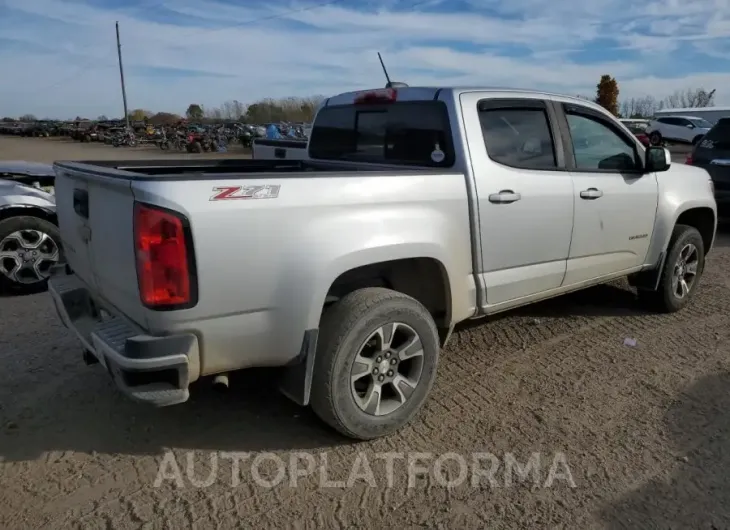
(702, 119), (730, 147)
(308, 102), (454, 167)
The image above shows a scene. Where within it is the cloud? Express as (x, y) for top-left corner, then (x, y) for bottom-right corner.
(1, 0), (730, 118)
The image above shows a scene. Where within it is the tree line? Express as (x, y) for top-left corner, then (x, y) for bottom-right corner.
(2, 96), (326, 125)
(584, 75), (716, 118)
(121, 96), (326, 126)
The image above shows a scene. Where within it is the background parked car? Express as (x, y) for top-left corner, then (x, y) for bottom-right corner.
(0, 161), (62, 294)
(620, 119), (651, 147)
(685, 117), (730, 217)
(645, 115), (712, 146)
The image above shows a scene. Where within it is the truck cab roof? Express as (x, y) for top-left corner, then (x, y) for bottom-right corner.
(325, 86), (606, 111)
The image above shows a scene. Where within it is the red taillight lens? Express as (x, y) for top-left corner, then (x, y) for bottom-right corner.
(133, 202), (194, 308)
(686, 153), (693, 165)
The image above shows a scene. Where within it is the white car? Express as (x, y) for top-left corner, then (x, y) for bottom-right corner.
(646, 115), (712, 146)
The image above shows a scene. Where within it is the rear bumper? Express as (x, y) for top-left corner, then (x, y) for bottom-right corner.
(48, 267), (199, 406)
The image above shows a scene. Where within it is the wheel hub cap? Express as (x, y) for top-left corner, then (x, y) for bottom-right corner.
(350, 322), (425, 417)
(671, 243), (699, 300)
(0, 229), (59, 284)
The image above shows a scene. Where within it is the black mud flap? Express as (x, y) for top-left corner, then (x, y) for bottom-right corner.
(630, 251), (666, 291)
(278, 329), (318, 406)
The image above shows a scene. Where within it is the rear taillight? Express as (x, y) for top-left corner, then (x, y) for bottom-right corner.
(685, 153), (693, 165)
(133, 202), (196, 309)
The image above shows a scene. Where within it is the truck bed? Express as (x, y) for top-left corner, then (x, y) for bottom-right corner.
(53, 159), (449, 180)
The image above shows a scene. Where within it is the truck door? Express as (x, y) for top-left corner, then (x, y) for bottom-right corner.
(550, 99), (658, 285)
(459, 93), (574, 307)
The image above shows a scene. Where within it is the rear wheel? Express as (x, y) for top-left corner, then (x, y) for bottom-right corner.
(0, 216), (63, 295)
(649, 131), (663, 146)
(310, 287), (440, 440)
(638, 224), (705, 313)
(191, 141), (203, 153)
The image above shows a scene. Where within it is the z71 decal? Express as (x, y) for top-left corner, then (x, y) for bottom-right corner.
(210, 185), (281, 201)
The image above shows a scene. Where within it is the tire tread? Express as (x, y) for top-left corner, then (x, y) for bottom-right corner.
(310, 287), (438, 439)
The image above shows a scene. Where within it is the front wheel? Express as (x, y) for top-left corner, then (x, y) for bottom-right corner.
(310, 287), (440, 440)
(0, 216), (63, 295)
(638, 224), (705, 312)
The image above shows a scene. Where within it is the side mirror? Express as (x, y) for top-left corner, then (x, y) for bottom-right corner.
(645, 146), (671, 172)
(686, 123), (695, 128)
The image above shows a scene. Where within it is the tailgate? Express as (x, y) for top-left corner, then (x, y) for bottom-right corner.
(54, 166), (147, 327)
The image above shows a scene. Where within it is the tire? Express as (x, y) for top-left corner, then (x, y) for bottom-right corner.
(649, 131), (662, 146)
(0, 216), (63, 295)
(211, 141), (219, 152)
(638, 224), (705, 313)
(310, 287), (440, 440)
(191, 141), (203, 153)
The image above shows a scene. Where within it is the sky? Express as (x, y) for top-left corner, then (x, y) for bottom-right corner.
(1, 0), (730, 119)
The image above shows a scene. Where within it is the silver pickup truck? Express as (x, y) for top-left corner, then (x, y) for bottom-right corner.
(48, 86), (717, 440)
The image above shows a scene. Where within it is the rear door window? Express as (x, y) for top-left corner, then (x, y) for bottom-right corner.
(477, 106), (557, 170)
(309, 102), (454, 167)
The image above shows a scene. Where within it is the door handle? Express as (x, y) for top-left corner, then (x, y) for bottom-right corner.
(73, 189), (89, 218)
(580, 188), (603, 199)
(488, 190), (521, 203)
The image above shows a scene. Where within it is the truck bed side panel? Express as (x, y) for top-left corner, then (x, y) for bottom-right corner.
(131, 173), (475, 376)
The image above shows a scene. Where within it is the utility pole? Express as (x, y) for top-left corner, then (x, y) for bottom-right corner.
(115, 21), (130, 129)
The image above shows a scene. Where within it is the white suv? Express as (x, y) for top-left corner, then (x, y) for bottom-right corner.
(646, 115), (712, 146)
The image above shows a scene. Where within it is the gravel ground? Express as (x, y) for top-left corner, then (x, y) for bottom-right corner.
(1, 136), (729, 529)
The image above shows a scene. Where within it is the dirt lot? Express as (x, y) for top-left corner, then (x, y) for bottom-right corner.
(2, 136), (730, 529)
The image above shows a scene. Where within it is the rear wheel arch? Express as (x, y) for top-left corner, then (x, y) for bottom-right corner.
(324, 257), (452, 329)
(0, 205), (57, 226)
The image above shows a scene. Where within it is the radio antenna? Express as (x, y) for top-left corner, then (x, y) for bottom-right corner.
(377, 52), (392, 86)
